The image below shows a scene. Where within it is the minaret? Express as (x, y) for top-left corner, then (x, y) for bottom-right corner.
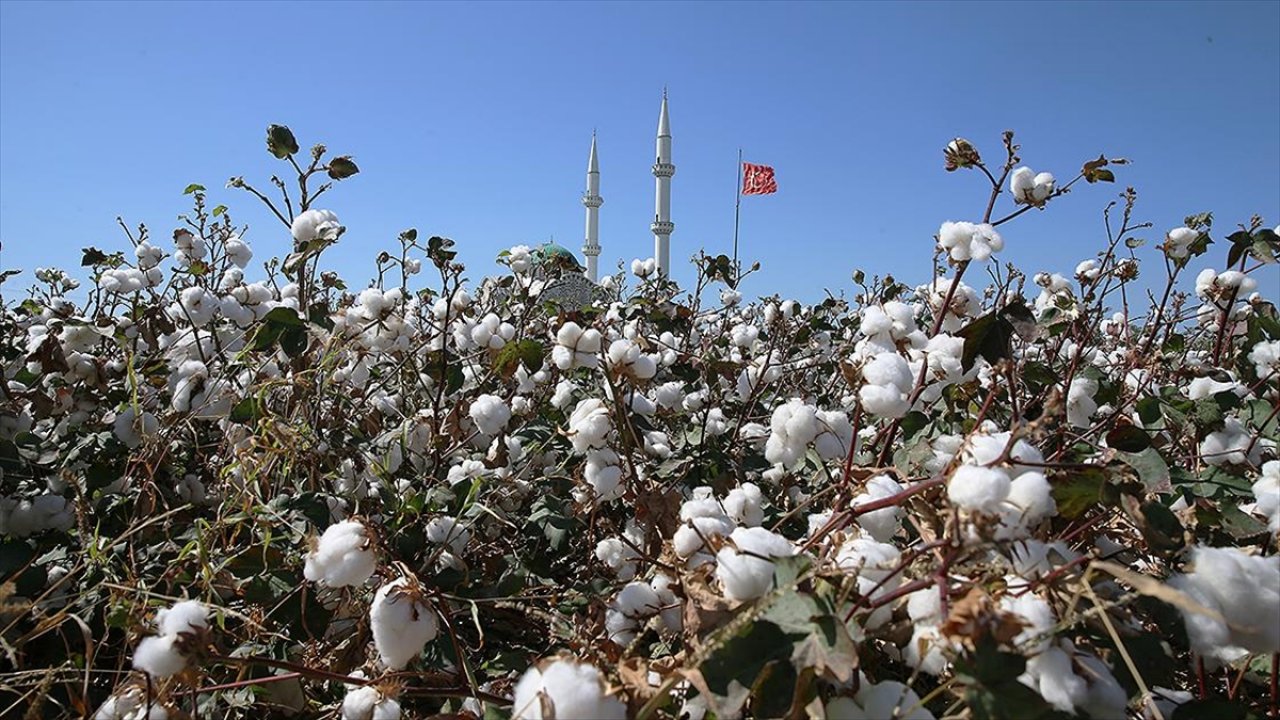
(581, 132), (603, 282)
(651, 90), (675, 277)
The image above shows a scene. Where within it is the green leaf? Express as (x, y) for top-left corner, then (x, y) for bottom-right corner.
(1136, 396), (1163, 427)
(212, 205), (228, 217)
(266, 124), (299, 159)
(81, 247), (108, 266)
(1106, 423), (1151, 452)
(261, 306), (304, 327)
(327, 156), (360, 180)
(183, 183), (206, 195)
(279, 326), (308, 357)
(956, 312), (1014, 373)
(1052, 467), (1110, 519)
(229, 397), (262, 424)
(900, 411), (929, 441)
(1118, 448), (1172, 493)
(493, 339), (545, 378)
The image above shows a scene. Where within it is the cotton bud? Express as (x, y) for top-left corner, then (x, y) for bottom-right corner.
(369, 576), (439, 669)
(511, 657), (627, 720)
(304, 520), (377, 588)
(944, 137), (981, 171)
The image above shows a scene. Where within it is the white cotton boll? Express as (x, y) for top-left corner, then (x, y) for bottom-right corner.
(567, 398), (611, 453)
(1022, 644), (1088, 713)
(132, 634), (188, 678)
(937, 221), (1003, 263)
(814, 409), (853, 460)
(904, 624), (952, 676)
(1066, 377), (1098, 428)
(852, 475), (904, 542)
(654, 381), (684, 409)
(341, 686), (402, 720)
(224, 236), (253, 269)
(290, 209), (340, 243)
(597, 529), (643, 580)
(304, 520), (377, 587)
(1169, 545), (1280, 656)
(511, 658), (627, 720)
(835, 537), (901, 625)
(468, 394), (511, 437)
(907, 586), (943, 624)
(1032, 172), (1055, 201)
(1074, 652), (1129, 720)
(947, 465), (1011, 513)
(580, 448), (624, 505)
(113, 406), (159, 449)
(426, 517), (471, 554)
(369, 578), (439, 670)
(177, 287), (218, 327)
(675, 516), (734, 561)
(715, 527), (797, 602)
(764, 398), (820, 468)
(858, 353), (913, 418)
(1002, 472), (1056, 528)
(1164, 227), (1199, 259)
(1199, 418), (1259, 466)
(723, 483), (764, 527)
(845, 680), (935, 720)
(156, 599), (209, 637)
(1010, 167), (1036, 203)
(553, 322), (601, 370)
(605, 581), (663, 645)
(1249, 461), (1280, 533)
(1002, 593), (1058, 655)
(962, 432), (1044, 477)
(1141, 687), (1194, 720)
(1186, 376), (1243, 401)
(551, 380), (577, 409)
(1248, 340), (1280, 380)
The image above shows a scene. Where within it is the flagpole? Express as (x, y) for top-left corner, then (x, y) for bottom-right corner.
(733, 148), (742, 281)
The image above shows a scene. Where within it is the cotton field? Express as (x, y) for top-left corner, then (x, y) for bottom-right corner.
(1, 126), (1278, 719)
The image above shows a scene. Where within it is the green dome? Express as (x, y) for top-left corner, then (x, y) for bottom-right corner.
(535, 243), (582, 270)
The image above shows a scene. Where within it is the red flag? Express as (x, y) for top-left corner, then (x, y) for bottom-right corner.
(741, 162), (777, 195)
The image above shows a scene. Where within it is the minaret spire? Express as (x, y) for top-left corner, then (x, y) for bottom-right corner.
(651, 91), (675, 277)
(581, 131), (603, 282)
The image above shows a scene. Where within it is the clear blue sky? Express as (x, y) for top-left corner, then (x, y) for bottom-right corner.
(2, 1), (1277, 302)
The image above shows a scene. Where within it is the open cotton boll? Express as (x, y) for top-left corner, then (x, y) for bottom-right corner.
(605, 581), (663, 645)
(341, 685), (402, 720)
(511, 657), (627, 720)
(94, 687), (170, 720)
(937, 221), (1004, 263)
(851, 475), (904, 542)
(814, 409), (854, 460)
(552, 322), (602, 370)
(304, 520), (377, 588)
(1248, 339), (1280, 380)
(1199, 418), (1259, 467)
(1168, 545), (1280, 656)
(997, 472), (1057, 537)
(426, 517), (471, 555)
(369, 577), (439, 669)
(578, 448), (624, 505)
(723, 483), (764, 527)
(566, 398), (611, 453)
(1020, 643), (1087, 713)
(858, 352), (913, 418)
(132, 634), (189, 678)
(715, 527), (797, 602)
(468, 394), (511, 437)
(948, 465), (1012, 513)
(290, 208), (340, 243)
(1164, 226), (1199, 259)
(826, 680), (935, 720)
(1066, 377), (1098, 428)
(1249, 460), (1280, 532)
(764, 398), (820, 468)
(1002, 593), (1057, 654)
(836, 536), (902, 628)
(156, 599), (209, 637)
